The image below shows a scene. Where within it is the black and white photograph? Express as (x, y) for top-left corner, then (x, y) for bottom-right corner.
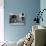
(9, 13), (25, 25)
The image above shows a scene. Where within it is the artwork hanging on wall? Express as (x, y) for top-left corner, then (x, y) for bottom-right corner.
(9, 12), (25, 25)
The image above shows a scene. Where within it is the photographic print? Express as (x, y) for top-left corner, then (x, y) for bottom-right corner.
(9, 13), (25, 25)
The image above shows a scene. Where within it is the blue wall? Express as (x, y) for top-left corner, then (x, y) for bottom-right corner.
(40, 0), (46, 44)
(4, 0), (40, 42)
(40, 0), (46, 27)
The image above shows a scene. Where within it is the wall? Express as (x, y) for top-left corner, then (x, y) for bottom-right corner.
(4, 0), (40, 42)
(0, 0), (4, 42)
(40, 0), (46, 45)
(40, 0), (46, 26)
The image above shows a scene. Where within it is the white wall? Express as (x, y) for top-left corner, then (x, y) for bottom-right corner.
(0, 0), (4, 42)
